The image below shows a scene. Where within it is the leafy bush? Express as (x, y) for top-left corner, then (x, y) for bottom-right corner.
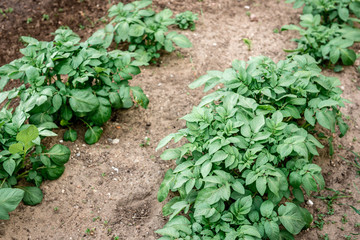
(286, 0), (360, 25)
(155, 55), (347, 239)
(0, 28), (149, 144)
(0, 103), (70, 219)
(175, 11), (198, 31)
(156, 93), (322, 239)
(189, 55), (348, 137)
(97, 0), (192, 62)
(282, 14), (360, 66)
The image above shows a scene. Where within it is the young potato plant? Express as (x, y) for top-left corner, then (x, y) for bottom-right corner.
(282, 14), (360, 67)
(189, 55), (349, 138)
(0, 104), (70, 220)
(0, 28), (149, 144)
(286, 0), (360, 25)
(156, 92), (323, 239)
(96, 0), (192, 63)
(175, 11), (198, 31)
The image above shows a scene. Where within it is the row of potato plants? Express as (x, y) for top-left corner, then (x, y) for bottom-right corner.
(283, 0), (360, 69)
(155, 55), (348, 240)
(0, 0), (196, 219)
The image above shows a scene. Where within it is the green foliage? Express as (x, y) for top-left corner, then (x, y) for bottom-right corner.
(154, 55), (338, 239)
(285, 0), (360, 25)
(0, 27), (149, 144)
(175, 11), (198, 31)
(282, 14), (360, 66)
(0, 105), (70, 219)
(189, 55), (348, 137)
(284, 0), (360, 68)
(105, 0), (192, 62)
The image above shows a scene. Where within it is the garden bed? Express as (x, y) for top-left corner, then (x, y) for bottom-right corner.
(0, 0), (359, 239)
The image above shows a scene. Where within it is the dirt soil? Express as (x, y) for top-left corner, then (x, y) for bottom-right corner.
(1, 0), (360, 240)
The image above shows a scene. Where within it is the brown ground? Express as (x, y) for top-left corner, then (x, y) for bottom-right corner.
(0, 0), (359, 240)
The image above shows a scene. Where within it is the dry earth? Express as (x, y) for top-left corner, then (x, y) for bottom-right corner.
(0, 0), (359, 239)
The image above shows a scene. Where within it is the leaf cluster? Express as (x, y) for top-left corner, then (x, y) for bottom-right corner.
(282, 14), (360, 66)
(175, 11), (199, 31)
(286, 0), (360, 25)
(0, 105), (70, 219)
(189, 55), (348, 137)
(155, 55), (342, 239)
(0, 28), (149, 144)
(94, 0), (193, 62)
(284, 0), (360, 68)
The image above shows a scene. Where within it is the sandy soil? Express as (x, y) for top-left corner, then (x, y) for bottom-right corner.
(0, 0), (359, 240)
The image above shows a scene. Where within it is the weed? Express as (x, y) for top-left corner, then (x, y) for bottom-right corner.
(42, 14), (49, 21)
(26, 17), (32, 24)
(140, 137), (151, 147)
(242, 38), (252, 50)
(341, 214), (348, 224)
(319, 234), (330, 240)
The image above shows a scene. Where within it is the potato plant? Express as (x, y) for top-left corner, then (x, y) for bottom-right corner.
(189, 55), (348, 137)
(94, 0), (193, 63)
(286, 0), (360, 25)
(0, 103), (70, 219)
(0, 28), (149, 144)
(282, 14), (360, 66)
(155, 55), (347, 239)
(175, 11), (198, 31)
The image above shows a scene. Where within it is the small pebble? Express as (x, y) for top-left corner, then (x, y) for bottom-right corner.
(250, 14), (258, 22)
(244, 5), (250, 9)
(112, 139), (120, 144)
(76, 152), (80, 157)
(59, 140), (63, 143)
(306, 199), (314, 206)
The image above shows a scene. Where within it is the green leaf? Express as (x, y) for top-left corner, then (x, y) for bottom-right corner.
(256, 176), (267, 196)
(304, 109), (315, 126)
(232, 180), (245, 194)
(211, 150), (228, 163)
(338, 8), (349, 22)
(330, 49), (340, 64)
(260, 200), (274, 218)
(3, 159), (16, 176)
(69, 89), (99, 115)
(250, 115), (265, 133)
(109, 92), (123, 109)
(128, 24), (145, 37)
(17, 125), (39, 143)
(158, 169), (174, 202)
(89, 97), (112, 126)
(293, 188), (304, 202)
(47, 144), (71, 166)
(171, 34), (192, 48)
(278, 203), (306, 234)
(155, 227), (179, 238)
(9, 142), (24, 155)
(0, 188), (24, 220)
(316, 110), (335, 132)
(161, 149), (181, 160)
(229, 195), (252, 217)
(156, 134), (174, 151)
(64, 129), (77, 142)
(350, 2), (360, 18)
(340, 49), (356, 66)
(22, 187), (43, 206)
(131, 86), (149, 109)
(84, 126), (103, 145)
(265, 221), (280, 240)
(41, 165), (65, 180)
